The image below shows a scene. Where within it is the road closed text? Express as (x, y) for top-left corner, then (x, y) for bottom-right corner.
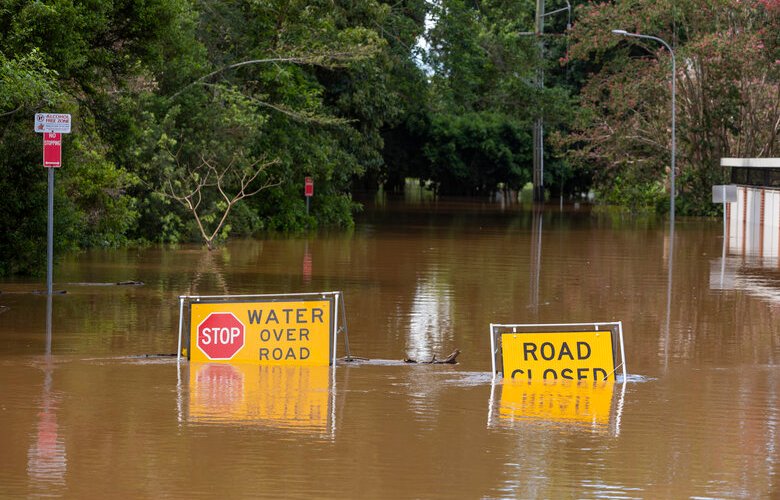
(501, 331), (616, 382)
(190, 300), (333, 366)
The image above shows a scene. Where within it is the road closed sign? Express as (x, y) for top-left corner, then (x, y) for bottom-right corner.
(491, 323), (625, 382)
(186, 295), (336, 366)
(502, 331), (615, 381)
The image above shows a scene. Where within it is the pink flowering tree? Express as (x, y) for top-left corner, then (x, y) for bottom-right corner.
(564, 0), (779, 214)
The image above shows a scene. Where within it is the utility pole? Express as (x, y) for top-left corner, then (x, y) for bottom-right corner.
(532, 0), (545, 203)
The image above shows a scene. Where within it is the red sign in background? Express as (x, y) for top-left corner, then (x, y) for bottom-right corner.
(305, 177), (314, 197)
(43, 133), (62, 168)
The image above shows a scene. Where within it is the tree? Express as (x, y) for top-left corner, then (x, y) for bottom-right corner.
(162, 153), (279, 250)
(139, 0), (387, 240)
(0, 0), (194, 275)
(568, 0), (780, 214)
(422, 111), (532, 195)
(408, 0), (575, 197)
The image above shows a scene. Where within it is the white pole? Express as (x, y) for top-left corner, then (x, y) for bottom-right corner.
(618, 321), (627, 380)
(612, 30), (676, 221)
(332, 293), (340, 366)
(47, 168), (54, 295)
(489, 324), (497, 379)
(721, 186), (727, 286)
(177, 297), (184, 362)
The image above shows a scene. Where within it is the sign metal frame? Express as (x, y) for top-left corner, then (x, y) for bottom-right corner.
(489, 322), (626, 381)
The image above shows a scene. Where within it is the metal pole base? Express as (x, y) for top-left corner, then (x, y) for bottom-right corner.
(533, 186), (545, 203)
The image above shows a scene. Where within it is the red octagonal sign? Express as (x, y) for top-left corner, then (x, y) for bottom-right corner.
(197, 312), (245, 360)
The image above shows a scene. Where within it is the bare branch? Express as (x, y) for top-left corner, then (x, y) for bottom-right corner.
(0, 105), (23, 118)
(168, 50), (376, 101)
(160, 150), (282, 249)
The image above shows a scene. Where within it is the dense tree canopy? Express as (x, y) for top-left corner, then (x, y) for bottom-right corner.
(1, 0), (778, 275)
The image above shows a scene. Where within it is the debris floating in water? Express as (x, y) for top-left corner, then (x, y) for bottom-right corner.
(404, 349), (461, 364)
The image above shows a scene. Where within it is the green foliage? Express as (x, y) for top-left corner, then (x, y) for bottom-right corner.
(0, 0), (419, 265)
(421, 112), (532, 195)
(568, 0), (780, 214)
(61, 135), (140, 247)
(0, 0), (197, 275)
(3, 0), (774, 273)
(0, 128), (49, 276)
(426, 0), (540, 113)
(404, 0), (575, 197)
(0, 49), (59, 113)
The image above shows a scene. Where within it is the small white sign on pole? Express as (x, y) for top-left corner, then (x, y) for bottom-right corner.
(712, 184), (738, 204)
(34, 113), (72, 134)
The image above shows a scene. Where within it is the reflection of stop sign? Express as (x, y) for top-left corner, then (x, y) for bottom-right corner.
(197, 313), (245, 360)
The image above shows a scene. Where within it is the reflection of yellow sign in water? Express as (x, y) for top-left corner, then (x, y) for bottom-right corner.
(501, 331), (616, 381)
(499, 379), (615, 425)
(188, 363), (330, 431)
(189, 300), (332, 365)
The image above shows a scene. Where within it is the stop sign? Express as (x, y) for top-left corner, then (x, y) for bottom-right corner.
(197, 312), (245, 360)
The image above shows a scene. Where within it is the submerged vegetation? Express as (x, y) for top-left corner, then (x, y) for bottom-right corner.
(0, 0), (778, 275)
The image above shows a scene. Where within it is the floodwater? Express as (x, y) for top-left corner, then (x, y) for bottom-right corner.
(1, 198), (778, 498)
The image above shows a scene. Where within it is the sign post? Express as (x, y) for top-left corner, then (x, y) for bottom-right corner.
(712, 184), (738, 287)
(35, 114), (72, 296)
(304, 177), (313, 215)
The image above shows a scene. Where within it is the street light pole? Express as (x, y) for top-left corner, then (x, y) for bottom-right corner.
(530, 1), (573, 204)
(611, 29), (676, 221)
(533, 0), (546, 203)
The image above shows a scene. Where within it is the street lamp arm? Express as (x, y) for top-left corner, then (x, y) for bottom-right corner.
(611, 31), (675, 66)
(543, 6), (570, 17)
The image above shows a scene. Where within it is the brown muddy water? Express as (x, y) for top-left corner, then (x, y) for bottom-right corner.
(1, 199), (778, 498)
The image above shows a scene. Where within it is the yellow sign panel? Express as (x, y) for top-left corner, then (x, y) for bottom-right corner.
(189, 300), (332, 365)
(188, 363), (330, 430)
(501, 331), (616, 381)
(499, 379), (615, 426)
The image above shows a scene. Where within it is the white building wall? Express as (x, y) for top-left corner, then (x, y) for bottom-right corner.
(765, 190), (779, 258)
(728, 187), (780, 258)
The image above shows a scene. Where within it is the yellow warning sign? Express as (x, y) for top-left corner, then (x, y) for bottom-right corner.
(499, 379), (615, 425)
(501, 331), (616, 381)
(189, 300), (332, 365)
(188, 363), (330, 430)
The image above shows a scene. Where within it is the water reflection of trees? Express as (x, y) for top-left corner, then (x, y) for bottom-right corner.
(407, 274), (453, 360)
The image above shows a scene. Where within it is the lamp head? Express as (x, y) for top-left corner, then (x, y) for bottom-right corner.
(612, 29), (629, 35)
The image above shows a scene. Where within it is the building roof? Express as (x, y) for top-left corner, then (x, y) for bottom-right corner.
(720, 158), (780, 168)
